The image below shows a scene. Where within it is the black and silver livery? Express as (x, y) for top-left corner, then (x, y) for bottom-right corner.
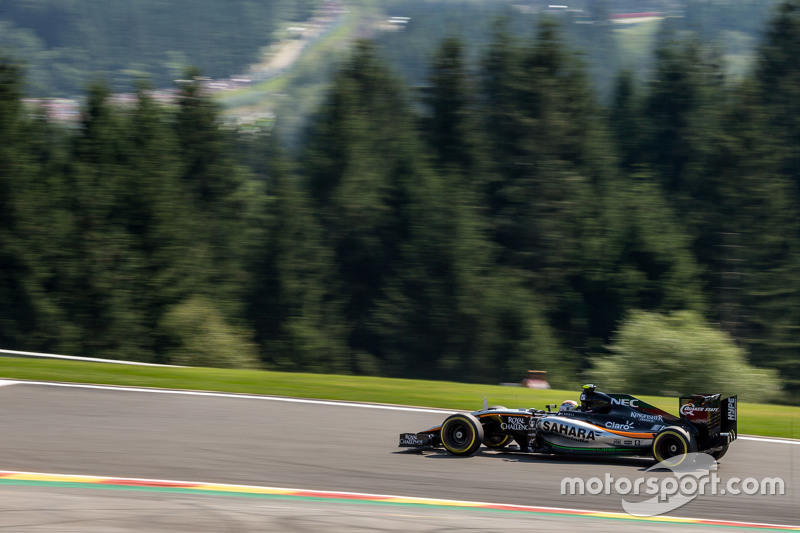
(399, 384), (737, 466)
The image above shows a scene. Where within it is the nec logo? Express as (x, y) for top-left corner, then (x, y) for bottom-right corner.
(611, 398), (639, 407)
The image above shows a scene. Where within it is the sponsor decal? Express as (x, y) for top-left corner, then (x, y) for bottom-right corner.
(727, 397), (737, 421)
(680, 404), (720, 416)
(540, 420), (597, 441)
(501, 416), (534, 431)
(630, 410), (662, 422)
(399, 434), (425, 446)
(605, 420), (635, 431)
(611, 397), (639, 408)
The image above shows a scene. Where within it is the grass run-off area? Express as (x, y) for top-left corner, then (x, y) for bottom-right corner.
(1, 357), (797, 440)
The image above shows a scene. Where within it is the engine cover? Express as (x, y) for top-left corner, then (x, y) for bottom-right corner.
(537, 416), (653, 451)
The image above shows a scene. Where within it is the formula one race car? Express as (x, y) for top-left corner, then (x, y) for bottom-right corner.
(399, 384), (737, 466)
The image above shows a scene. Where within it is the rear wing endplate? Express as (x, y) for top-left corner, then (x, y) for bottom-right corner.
(679, 393), (737, 438)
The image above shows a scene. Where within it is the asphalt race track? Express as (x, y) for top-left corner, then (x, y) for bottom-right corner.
(0, 380), (798, 532)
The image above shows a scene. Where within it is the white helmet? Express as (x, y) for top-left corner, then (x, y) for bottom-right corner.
(560, 400), (578, 412)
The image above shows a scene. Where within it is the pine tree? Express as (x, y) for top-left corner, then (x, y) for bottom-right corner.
(173, 69), (254, 320)
(643, 35), (726, 196)
(248, 135), (348, 372)
(303, 41), (424, 373)
(421, 36), (485, 186)
(482, 19), (604, 353)
(734, 1), (800, 391)
(609, 70), (644, 172)
(0, 59), (47, 349)
(756, 0), (800, 191)
(60, 81), (136, 357)
(122, 86), (198, 362)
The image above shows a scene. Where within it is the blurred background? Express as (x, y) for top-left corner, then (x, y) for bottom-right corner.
(1, 0), (798, 402)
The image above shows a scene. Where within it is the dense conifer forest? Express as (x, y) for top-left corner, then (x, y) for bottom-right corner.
(1, 0), (799, 400)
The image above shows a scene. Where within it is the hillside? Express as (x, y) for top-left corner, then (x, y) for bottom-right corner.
(1, 1), (779, 101)
(2, 0), (800, 398)
(0, 0), (319, 96)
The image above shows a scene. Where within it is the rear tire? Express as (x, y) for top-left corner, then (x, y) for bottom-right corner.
(652, 426), (697, 467)
(441, 413), (484, 456)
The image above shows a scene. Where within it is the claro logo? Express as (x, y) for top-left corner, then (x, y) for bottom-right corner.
(605, 420), (635, 431)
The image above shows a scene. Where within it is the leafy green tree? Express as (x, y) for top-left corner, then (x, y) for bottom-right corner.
(589, 310), (782, 401)
(159, 295), (260, 368)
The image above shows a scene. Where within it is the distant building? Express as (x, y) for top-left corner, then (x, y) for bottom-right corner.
(609, 12), (664, 24)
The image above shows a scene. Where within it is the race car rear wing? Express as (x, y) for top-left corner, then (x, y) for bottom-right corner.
(679, 393), (737, 442)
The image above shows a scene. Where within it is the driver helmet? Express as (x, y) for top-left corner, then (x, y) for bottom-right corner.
(580, 384), (612, 413)
(560, 400), (578, 412)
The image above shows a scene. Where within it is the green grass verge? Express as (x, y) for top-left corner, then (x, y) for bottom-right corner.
(1, 357), (798, 440)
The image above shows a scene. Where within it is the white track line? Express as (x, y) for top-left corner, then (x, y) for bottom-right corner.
(2, 380), (798, 444)
(0, 379), (453, 414)
(0, 348), (182, 367)
(738, 435), (800, 445)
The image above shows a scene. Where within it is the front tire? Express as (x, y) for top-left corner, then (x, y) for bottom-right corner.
(441, 413), (484, 456)
(652, 426), (697, 467)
